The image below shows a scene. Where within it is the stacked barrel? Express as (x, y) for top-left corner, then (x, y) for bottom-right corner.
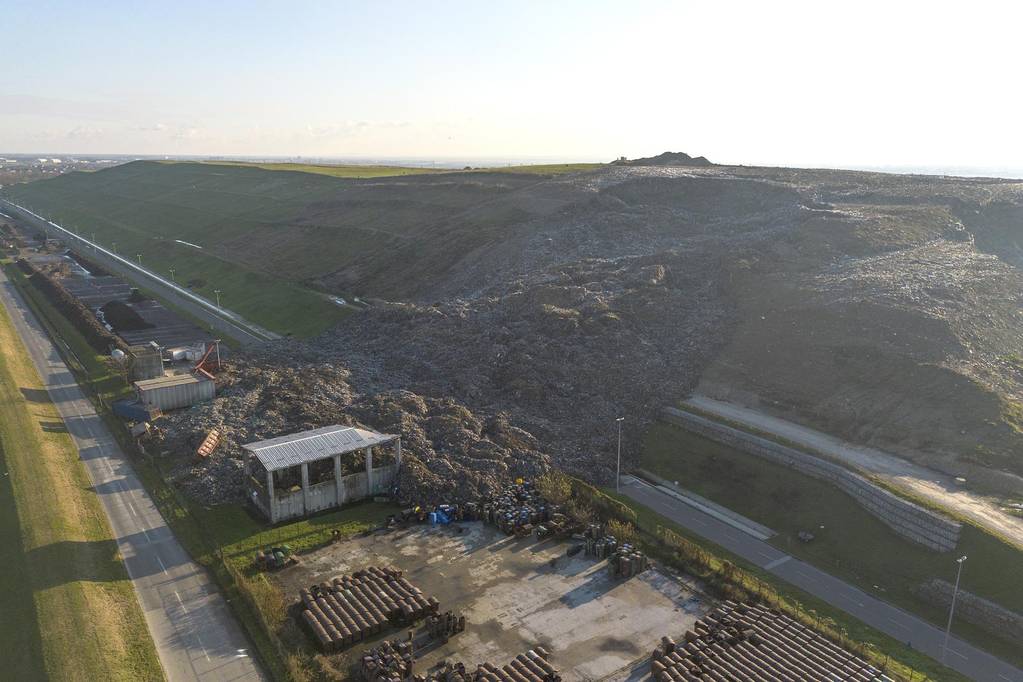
(651, 601), (892, 682)
(360, 645), (559, 682)
(360, 639), (415, 682)
(608, 543), (649, 578)
(481, 481), (552, 535)
(301, 566), (439, 652)
(425, 610), (466, 640)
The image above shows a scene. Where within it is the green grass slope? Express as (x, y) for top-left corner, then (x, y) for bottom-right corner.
(2, 160), (598, 336)
(642, 421), (1023, 666)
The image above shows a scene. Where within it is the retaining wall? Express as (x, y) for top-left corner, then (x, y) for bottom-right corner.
(662, 407), (961, 552)
(914, 579), (1023, 645)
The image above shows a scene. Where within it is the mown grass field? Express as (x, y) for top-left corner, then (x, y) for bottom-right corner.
(0, 284), (163, 681)
(641, 420), (1023, 667)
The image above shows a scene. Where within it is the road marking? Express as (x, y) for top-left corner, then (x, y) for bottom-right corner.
(887, 618), (910, 631)
(155, 553), (169, 576)
(947, 648), (968, 661)
(763, 555), (792, 570)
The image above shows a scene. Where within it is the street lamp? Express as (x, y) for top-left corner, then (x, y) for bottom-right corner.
(941, 555), (967, 663)
(214, 289), (222, 308)
(615, 416), (625, 493)
(111, 241), (117, 254)
(169, 267), (175, 282)
(136, 253), (142, 266)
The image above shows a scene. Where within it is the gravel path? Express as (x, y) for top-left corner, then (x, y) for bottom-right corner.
(685, 395), (1023, 548)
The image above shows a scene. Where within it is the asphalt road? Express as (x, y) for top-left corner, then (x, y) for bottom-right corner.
(1, 200), (276, 345)
(620, 476), (1023, 682)
(0, 267), (266, 682)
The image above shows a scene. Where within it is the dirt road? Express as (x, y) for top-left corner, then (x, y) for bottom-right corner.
(683, 395), (1023, 548)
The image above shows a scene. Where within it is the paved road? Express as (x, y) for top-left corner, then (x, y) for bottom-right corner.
(621, 476), (1023, 682)
(0, 200), (276, 345)
(0, 267), (266, 682)
(683, 396), (1023, 548)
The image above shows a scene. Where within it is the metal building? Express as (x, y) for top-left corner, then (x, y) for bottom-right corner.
(127, 343), (163, 381)
(134, 373), (215, 411)
(242, 424), (401, 523)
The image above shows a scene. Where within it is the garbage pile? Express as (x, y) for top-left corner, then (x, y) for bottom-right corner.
(399, 480), (561, 538)
(300, 566), (439, 652)
(254, 544), (296, 571)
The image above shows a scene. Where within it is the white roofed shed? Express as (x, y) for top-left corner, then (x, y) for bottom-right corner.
(242, 425), (401, 523)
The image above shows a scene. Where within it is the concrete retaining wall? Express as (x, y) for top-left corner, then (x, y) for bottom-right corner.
(662, 407), (961, 552)
(915, 579), (1023, 645)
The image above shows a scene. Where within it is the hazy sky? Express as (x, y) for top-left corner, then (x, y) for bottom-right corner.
(3, 0), (1021, 167)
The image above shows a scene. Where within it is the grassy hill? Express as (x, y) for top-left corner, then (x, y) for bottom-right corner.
(1, 161), (600, 336)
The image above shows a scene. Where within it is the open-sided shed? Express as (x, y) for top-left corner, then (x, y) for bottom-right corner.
(242, 424), (401, 522)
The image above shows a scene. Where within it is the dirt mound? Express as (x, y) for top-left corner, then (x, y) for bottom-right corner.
(152, 354), (551, 505)
(111, 162), (1023, 500)
(100, 300), (153, 331)
(612, 151), (713, 167)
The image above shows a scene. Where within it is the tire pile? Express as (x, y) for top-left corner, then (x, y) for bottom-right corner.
(300, 566), (439, 652)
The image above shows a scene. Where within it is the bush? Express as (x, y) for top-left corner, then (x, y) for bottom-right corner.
(16, 259), (127, 354)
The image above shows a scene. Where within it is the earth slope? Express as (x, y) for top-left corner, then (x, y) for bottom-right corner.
(8, 161), (1023, 495)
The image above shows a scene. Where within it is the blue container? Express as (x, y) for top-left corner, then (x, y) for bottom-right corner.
(428, 512), (438, 524)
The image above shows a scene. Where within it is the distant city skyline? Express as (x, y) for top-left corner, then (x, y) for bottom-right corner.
(3, 0), (1021, 170)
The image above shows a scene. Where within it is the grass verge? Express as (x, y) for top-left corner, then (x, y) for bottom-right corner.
(0, 280), (163, 681)
(642, 420), (1023, 669)
(7, 255), (399, 680)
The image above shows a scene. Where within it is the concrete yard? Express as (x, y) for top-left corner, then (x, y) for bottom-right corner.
(277, 522), (708, 681)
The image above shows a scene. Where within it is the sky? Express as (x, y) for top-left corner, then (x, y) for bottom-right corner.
(2, 0), (1022, 169)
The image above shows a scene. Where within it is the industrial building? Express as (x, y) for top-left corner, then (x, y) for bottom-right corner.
(242, 425), (401, 523)
(134, 373), (215, 411)
(127, 343), (163, 381)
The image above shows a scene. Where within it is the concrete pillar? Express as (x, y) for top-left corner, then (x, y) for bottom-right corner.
(395, 438), (402, 469)
(266, 468), (276, 524)
(300, 463), (310, 515)
(334, 453), (343, 507)
(365, 447), (374, 497)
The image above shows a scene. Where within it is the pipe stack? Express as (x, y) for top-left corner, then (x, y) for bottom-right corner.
(300, 566), (439, 652)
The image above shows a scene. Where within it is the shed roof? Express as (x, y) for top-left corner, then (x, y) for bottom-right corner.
(134, 373), (207, 390)
(241, 424), (398, 471)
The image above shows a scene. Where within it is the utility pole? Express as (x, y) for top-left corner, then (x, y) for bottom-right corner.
(615, 416), (625, 493)
(941, 555), (967, 663)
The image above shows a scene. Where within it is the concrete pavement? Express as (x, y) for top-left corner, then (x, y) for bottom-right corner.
(0, 266), (265, 682)
(620, 475), (1023, 682)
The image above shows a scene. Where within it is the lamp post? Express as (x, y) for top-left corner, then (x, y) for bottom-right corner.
(214, 289), (222, 309)
(615, 416), (625, 493)
(136, 253), (142, 266)
(169, 267), (175, 283)
(111, 241), (117, 254)
(941, 555), (967, 663)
